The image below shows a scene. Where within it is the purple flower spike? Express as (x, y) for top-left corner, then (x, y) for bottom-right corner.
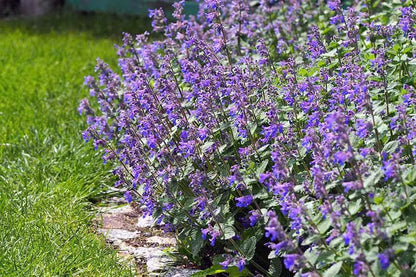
(283, 254), (305, 272)
(237, 258), (246, 272)
(379, 249), (394, 270)
(219, 255), (232, 269)
(124, 191), (133, 203)
(235, 195), (253, 208)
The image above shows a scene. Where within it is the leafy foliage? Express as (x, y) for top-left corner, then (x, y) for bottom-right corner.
(80, 0), (416, 276)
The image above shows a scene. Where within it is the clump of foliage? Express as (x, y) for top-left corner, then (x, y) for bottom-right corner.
(80, 0), (416, 276)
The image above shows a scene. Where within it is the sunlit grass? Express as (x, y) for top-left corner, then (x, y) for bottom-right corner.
(0, 11), (149, 276)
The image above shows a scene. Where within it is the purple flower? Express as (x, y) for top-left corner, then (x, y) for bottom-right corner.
(382, 161), (395, 180)
(259, 173), (271, 184)
(333, 151), (352, 166)
(237, 258), (246, 272)
(283, 254), (305, 272)
(379, 249), (393, 270)
(198, 128), (209, 141)
(219, 255), (232, 269)
(148, 8), (167, 32)
(342, 181), (362, 192)
(124, 191), (133, 203)
(356, 119), (372, 138)
(284, 254), (296, 270)
(249, 210), (261, 226)
(265, 211), (291, 247)
(269, 241), (289, 255)
(343, 222), (362, 255)
(235, 195), (253, 208)
(353, 261), (363, 275)
(328, 0), (341, 11)
(201, 228), (210, 240)
(359, 148), (372, 158)
(379, 253), (390, 270)
(78, 98), (92, 115)
(400, 7), (415, 37)
(262, 124), (278, 142)
(210, 230), (220, 246)
(228, 175), (237, 186)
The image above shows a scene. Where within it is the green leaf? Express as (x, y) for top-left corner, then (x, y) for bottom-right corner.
(304, 247), (319, 265)
(256, 160), (269, 177)
(299, 68), (309, 76)
(383, 141), (399, 154)
(388, 221), (407, 234)
(317, 251), (336, 266)
(364, 169), (383, 189)
(318, 219), (332, 234)
(302, 234), (320, 246)
(240, 236), (257, 260)
(227, 266), (251, 277)
(409, 58), (416, 65)
(323, 262), (343, 277)
(348, 199), (362, 216)
(213, 190), (231, 206)
(322, 49), (337, 58)
(201, 141), (214, 152)
(372, 0), (381, 9)
(219, 144), (228, 153)
(191, 265), (250, 277)
(249, 122), (258, 135)
(257, 144), (270, 153)
(374, 195), (384, 204)
(403, 166), (416, 186)
(191, 265), (226, 277)
(269, 258), (282, 276)
(254, 186), (269, 200)
(191, 230), (204, 258)
(399, 233), (416, 246)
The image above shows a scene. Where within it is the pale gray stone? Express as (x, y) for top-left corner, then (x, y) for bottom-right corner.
(137, 214), (155, 228)
(117, 241), (136, 253)
(133, 247), (165, 260)
(98, 204), (134, 215)
(101, 196), (126, 206)
(146, 256), (175, 273)
(146, 236), (176, 245)
(97, 203), (199, 276)
(97, 228), (140, 242)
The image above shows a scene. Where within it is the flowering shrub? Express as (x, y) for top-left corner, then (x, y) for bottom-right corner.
(79, 0), (416, 276)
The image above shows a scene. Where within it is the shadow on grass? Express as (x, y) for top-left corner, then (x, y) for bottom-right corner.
(0, 9), (153, 40)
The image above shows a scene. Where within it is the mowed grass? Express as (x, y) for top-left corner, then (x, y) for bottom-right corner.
(0, 12), (150, 276)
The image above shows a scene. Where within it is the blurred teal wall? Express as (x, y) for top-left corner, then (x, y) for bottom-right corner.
(66, 0), (198, 17)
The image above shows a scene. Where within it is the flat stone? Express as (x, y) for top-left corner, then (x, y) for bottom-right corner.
(117, 241), (136, 253)
(99, 205), (134, 215)
(95, 202), (197, 276)
(116, 251), (136, 267)
(147, 256), (175, 273)
(143, 232), (153, 237)
(101, 196), (126, 206)
(164, 268), (201, 277)
(97, 228), (140, 242)
(146, 236), (176, 245)
(98, 214), (137, 230)
(137, 214), (155, 228)
(133, 247), (165, 260)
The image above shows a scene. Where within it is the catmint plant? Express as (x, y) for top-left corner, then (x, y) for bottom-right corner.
(80, 0), (416, 276)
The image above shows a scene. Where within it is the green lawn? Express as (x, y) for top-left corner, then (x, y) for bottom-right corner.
(0, 12), (150, 276)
